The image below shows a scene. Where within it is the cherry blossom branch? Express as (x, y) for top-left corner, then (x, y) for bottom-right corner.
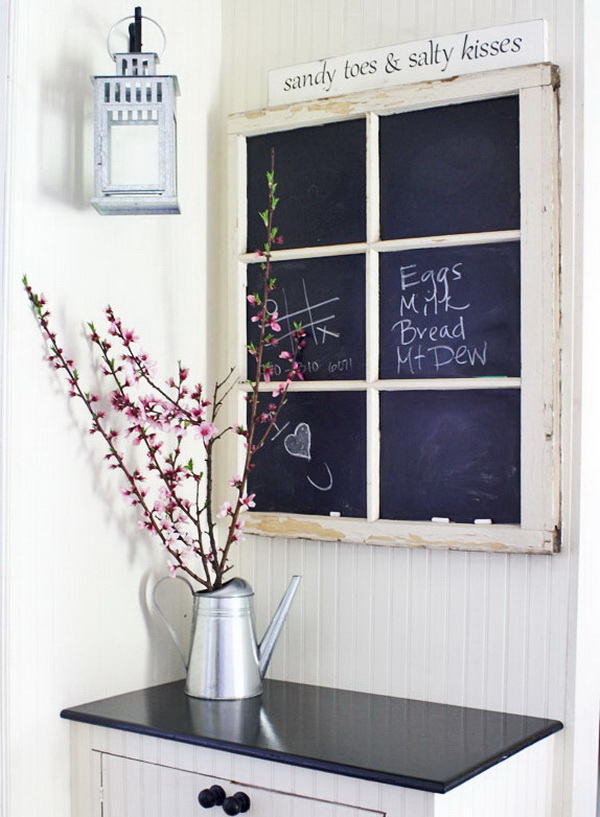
(23, 277), (212, 587)
(24, 152), (304, 591)
(216, 150), (306, 575)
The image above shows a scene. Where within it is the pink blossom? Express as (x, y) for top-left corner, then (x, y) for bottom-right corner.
(196, 421), (218, 441)
(272, 382), (286, 397)
(229, 475), (242, 488)
(217, 501), (233, 519)
(123, 328), (139, 344)
(269, 312), (281, 332)
(247, 294), (259, 306)
(120, 486), (136, 506)
(241, 493), (256, 510)
(279, 350), (292, 360)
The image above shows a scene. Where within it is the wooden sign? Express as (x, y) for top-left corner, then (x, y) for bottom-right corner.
(268, 20), (546, 106)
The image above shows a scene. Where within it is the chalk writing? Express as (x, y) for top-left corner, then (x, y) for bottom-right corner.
(379, 243), (521, 380)
(284, 422), (312, 460)
(390, 260), (487, 374)
(282, 421), (333, 492)
(307, 462), (334, 492)
(248, 392), (367, 517)
(247, 255), (366, 381)
(265, 282), (341, 351)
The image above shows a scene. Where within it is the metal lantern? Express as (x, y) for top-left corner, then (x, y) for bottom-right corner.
(91, 8), (180, 215)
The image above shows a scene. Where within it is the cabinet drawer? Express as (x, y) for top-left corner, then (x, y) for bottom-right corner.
(101, 753), (385, 817)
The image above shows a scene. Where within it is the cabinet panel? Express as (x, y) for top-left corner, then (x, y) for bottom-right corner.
(101, 753), (385, 817)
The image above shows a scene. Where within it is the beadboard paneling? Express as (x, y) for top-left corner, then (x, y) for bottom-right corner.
(222, 5), (594, 816)
(223, 0), (567, 708)
(238, 537), (567, 718)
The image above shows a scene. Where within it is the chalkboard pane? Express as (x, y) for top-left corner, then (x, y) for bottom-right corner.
(248, 391), (367, 517)
(379, 390), (520, 524)
(380, 96), (520, 239)
(247, 120), (366, 251)
(247, 256), (366, 382)
(379, 242), (521, 379)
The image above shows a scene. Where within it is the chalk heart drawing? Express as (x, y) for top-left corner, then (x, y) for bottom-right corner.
(284, 422), (312, 460)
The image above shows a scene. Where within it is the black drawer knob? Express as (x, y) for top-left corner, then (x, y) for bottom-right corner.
(198, 785), (226, 808)
(222, 791), (251, 815)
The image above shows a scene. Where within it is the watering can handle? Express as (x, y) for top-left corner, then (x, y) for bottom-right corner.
(152, 575), (195, 671)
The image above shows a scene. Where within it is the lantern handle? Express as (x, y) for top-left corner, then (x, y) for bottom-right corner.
(106, 14), (167, 62)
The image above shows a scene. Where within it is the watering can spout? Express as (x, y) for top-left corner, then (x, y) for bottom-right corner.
(258, 575), (301, 678)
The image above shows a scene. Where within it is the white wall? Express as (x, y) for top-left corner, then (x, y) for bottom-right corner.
(1, 1), (222, 815)
(221, 2), (599, 816)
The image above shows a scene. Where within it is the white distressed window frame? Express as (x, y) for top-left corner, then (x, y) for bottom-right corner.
(226, 63), (560, 555)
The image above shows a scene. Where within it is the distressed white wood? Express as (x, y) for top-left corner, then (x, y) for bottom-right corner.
(242, 514), (555, 552)
(239, 230), (522, 263)
(518, 81), (561, 535)
(228, 63), (557, 129)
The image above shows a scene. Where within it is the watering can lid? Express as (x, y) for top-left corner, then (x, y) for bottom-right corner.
(205, 578), (254, 598)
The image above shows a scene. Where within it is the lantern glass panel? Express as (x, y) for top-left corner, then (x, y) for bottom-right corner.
(109, 120), (161, 189)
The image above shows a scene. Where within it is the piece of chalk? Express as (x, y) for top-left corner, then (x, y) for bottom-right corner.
(431, 516), (450, 523)
(474, 518), (492, 525)
(329, 511), (341, 517)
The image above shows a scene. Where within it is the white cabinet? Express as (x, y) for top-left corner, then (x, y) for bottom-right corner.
(63, 680), (562, 816)
(68, 720), (559, 817)
(100, 753), (383, 817)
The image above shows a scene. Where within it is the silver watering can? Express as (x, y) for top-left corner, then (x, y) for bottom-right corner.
(154, 575), (301, 700)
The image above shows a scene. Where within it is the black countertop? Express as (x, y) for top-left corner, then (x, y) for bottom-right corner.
(61, 679), (562, 794)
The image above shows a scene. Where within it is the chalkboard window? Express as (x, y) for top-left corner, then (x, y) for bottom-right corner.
(248, 391), (367, 518)
(379, 96), (520, 240)
(379, 390), (521, 524)
(229, 63), (560, 554)
(246, 255), (366, 382)
(379, 242), (521, 379)
(246, 120), (366, 250)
